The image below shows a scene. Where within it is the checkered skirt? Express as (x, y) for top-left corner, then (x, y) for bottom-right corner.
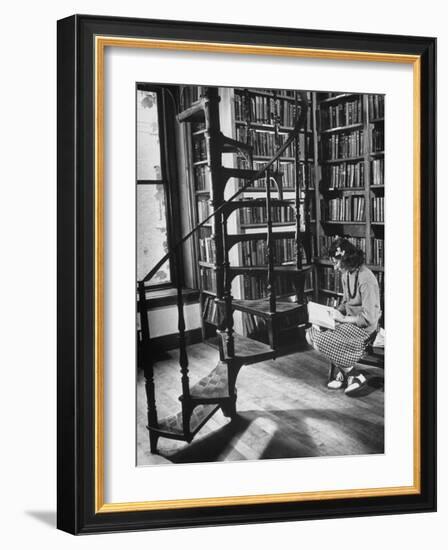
(307, 323), (371, 368)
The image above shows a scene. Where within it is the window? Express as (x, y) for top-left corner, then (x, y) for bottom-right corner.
(136, 88), (174, 287)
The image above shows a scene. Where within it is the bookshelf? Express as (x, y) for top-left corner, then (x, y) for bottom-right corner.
(311, 91), (385, 321)
(182, 86), (384, 343)
(232, 88), (314, 343)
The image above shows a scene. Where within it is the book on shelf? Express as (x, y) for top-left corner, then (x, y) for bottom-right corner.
(236, 158), (314, 191)
(202, 295), (218, 324)
(194, 165), (211, 191)
(368, 94), (385, 119)
(371, 197), (384, 222)
(199, 236), (216, 263)
(240, 204), (296, 225)
(240, 238), (307, 266)
(192, 134), (207, 162)
(321, 267), (343, 293)
(236, 127), (296, 158)
(235, 90), (312, 130)
(324, 162), (365, 189)
(327, 196), (365, 222)
(371, 158), (384, 186)
(372, 238), (384, 266)
(200, 268), (217, 293)
(323, 130), (364, 160)
(319, 97), (363, 130)
(369, 124), (384, 153)
(197, 199), (211, 222)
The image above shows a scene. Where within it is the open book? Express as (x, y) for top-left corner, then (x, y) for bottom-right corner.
(307, 301), (336, 330)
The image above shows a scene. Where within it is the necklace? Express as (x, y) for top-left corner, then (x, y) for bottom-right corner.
(347, 269), (359, 299)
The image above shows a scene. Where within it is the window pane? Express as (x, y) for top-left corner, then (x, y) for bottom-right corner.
(137, 90), (162, 180)
(137, 185), (171, 285)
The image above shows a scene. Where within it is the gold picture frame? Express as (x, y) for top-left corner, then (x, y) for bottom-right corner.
(58, 15), (436, 534)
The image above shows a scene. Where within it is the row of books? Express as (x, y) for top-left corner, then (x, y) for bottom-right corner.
(371, 158), (384, 186)
(234, 93), (311, 129)
(319, 98), (363, 130)
(320, 235), (366, 256)
(193, 135), (207, 162)
(322, 130), (365, 160)
(372, 197), (385, 222)
(236, 128), (295, 158)
(194, 165), (211, 191)
(323, 162), (365, 189)
(199, 236), (216, 263)
(197, 199), (211, 222)
(200, 268), (217, 293)
(369, 124), (384, 152)
(321, 267), (343, 293)
(240, 238), (297, 266)
(368, 94), (385, 119)
(237, 160), (314, 191)
(327, 196), (366, 222)
(240, 205), (295, 225)
(372, 238), (385, 266)
(202, 295), (218, 324)
(242, 270), (313, 300)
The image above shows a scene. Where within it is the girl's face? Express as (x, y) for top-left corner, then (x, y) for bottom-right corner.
(331, 256), (346, 273)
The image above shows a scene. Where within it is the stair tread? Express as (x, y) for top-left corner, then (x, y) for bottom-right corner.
(232, 297), (303, 315)
(230, 264), (311, 274)
(226, 230), (296, 246)
(221, 166), (283, 181)
(221, 135), (252, 153)
(190, 361), (230, 399)
(232, 334), (274, 360)
(177, 100), (205, 123)
(152, 404), (220, 436)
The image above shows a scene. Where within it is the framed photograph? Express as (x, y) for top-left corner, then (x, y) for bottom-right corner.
(57, 14), (436, 534)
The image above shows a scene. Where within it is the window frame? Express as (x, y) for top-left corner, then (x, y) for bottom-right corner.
(136, 84), (183, 290)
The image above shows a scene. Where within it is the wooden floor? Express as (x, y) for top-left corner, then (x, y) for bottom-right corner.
(137, 342), (384, 466)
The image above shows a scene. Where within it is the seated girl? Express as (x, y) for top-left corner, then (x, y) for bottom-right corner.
(306, 237), (381, 396)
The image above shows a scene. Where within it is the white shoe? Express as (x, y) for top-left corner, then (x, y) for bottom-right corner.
(345, 374), (367, 395)
(327, 370), (345, 390)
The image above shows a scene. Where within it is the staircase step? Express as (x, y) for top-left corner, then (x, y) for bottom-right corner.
(229, 264), (312, 277)
(177, 100), (206, 123)
(221, 135), (252, 154)
(232, 296), (304, 317)
(189, 361), (230, 400)
(232, 334), (274, 364)
(150, 403), (220, 439)
(221, 166), (283, 183)
(226, 230), (296, 248)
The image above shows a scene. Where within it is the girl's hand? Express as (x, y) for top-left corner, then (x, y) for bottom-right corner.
(333, 309), (345, 323)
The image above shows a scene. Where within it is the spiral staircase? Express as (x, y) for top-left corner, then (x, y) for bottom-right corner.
(138, 87), (311, 453)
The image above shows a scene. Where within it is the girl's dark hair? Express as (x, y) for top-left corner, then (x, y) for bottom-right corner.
(328, 237), (365, 270)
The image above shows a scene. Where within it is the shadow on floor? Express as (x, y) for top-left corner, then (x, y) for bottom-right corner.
(163, 406), (384, 464)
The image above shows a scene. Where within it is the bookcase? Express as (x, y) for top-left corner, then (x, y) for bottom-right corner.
(310, 92), (385, 323)
(231, 88), (315, 342)
(182, 86), (315, 346)
(181, 86), (385, 344)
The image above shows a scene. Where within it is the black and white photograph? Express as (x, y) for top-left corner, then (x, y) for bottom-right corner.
(136, 84), (385, 466)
